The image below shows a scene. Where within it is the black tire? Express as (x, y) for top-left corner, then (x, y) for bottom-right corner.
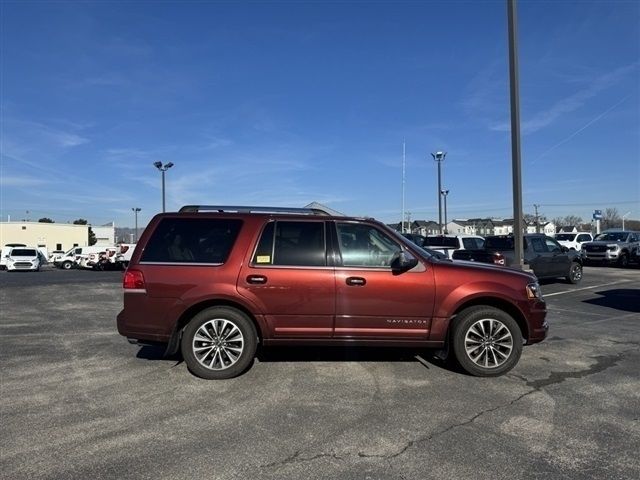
(62, 261), (73, 270)
(565, 262), (583, 284)
(451, 306), (523, 377)
(181, 307), (257, 380)
(617, 253), (629, 268)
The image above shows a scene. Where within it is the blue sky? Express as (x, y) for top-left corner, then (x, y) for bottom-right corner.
(1, 1), (639, 228)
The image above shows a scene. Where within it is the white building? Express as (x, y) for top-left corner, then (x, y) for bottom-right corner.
(0, 222), (89, 253)
(92, 222), (116, 246)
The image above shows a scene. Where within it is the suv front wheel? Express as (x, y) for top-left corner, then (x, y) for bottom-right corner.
(452, 306), (523, 377)
(181, 307), (258, 380)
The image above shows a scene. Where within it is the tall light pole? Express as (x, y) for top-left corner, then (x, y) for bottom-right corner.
(431, 151), (446, 234)
(441, 189), (449, 234)
(153, 162), (174, 212)
(622, 211), (631, 230)
(132, 208), (141, 242)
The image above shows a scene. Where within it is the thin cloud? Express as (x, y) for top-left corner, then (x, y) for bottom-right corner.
(0, 176), (48, 187)
(491, 62), (639, 134)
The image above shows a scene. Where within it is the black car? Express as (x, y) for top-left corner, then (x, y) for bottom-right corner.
(452, 234), (583, 284)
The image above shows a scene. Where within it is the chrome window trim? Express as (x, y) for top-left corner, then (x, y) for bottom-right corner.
(139, 261), (224, 266)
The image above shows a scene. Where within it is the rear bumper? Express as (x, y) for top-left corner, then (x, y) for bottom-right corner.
(117, 309), (170, 343)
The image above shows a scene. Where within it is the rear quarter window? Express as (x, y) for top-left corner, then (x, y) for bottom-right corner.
(141, 218), (242, 264)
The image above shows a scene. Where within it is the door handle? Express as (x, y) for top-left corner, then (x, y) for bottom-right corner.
(346, 276), (366, 286)
(246, 275), (267, 285)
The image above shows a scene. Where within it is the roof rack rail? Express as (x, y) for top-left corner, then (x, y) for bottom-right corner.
(178, 205), (337, 216)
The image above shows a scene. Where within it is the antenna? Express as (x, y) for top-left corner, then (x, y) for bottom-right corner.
(402, 138), (406, 233)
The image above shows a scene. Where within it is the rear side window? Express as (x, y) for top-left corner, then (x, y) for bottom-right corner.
(484, 237), (514, 250)
(252, 221), (326, 267)
(462, 237), (484, 250)
(141, 218), (242, 264)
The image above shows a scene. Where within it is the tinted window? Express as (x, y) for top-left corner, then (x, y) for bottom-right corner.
(577, 234), (591, 242)
(594, 232), (627, 242)
(10, 249), (37, 256)
(545, 238), (562, 253)
(141, 218), (242, 264)
(252, 221), (326, 266)
(462, 237), (484, 249)
(337, 223), (401, 267)
(529, 237), (548, 253)
(484, 237), (514, 250)
(555, 234), (576, 241)
(424, 236), (458, 248)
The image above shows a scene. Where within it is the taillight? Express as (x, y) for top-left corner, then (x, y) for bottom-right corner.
(123, 269), (145, 289)
(493, 253), (505, 265)
(120, 245), (130, 254)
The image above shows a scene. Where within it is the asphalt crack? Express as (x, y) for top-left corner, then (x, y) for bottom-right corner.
(261, 349), (636, 470)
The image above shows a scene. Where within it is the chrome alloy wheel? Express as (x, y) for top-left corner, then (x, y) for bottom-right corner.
(192, 319), (244, 370)
(464, 318), (513, 369)
(570, 263), (583, 282)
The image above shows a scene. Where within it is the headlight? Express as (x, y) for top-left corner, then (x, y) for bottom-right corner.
(606, 244), (619, 251)
(526, 282), (543, 300)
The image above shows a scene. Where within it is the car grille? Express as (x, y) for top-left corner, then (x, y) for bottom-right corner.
(585, 245), (606, 252)
(14, 262), (33, 268)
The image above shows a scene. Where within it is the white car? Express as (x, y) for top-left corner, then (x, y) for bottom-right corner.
(5, 247), (41, 272)
(423, 235), (485, 259)
(555, 232), (593, 251)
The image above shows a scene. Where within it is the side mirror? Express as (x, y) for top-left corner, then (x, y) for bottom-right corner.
(390, 251), (418, 272)
(561, 246), (569, 253)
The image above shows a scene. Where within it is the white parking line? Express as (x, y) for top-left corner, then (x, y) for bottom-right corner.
(544, 280), (634, 297)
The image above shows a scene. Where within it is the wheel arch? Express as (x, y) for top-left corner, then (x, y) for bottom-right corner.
(165, 299), (265, 356)
(449, 297), (530, 341)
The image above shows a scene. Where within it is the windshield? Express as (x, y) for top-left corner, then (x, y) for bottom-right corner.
(594, 232), (628, 242)
(555, 234), (576, 241)
(11, 249), (37, 256)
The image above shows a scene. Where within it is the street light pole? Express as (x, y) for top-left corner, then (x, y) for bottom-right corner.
(441, 189), (449, 234)
(132, 208), (141, 242)
(431, 151), (446, 234)
(622, 211), (631, 230)
(153, 162), (174, 213)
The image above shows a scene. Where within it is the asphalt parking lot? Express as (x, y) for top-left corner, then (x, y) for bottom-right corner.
(1, 265), (639, 480)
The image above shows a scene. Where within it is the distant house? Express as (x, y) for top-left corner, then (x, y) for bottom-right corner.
(557, 225), (578, 234)
(411, 220), (439, 236)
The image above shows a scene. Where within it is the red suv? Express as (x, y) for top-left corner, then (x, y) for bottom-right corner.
(117, 205), (547, 379)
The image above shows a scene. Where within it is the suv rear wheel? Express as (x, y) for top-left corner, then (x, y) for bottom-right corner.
(181, 307), (257, 380)
(452, 306), (522, 377)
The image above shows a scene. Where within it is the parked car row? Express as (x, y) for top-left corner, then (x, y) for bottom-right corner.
(52, 244), (136, 271)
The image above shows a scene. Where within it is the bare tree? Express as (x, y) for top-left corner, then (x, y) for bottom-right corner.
(563, 215), (583, 227)
(602, 208), (621, 230)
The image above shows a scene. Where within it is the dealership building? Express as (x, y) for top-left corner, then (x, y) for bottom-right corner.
(0, 222), (115, 253)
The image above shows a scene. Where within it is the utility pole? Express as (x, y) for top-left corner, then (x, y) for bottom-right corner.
(533, 204), (540, 233)
(507, 0), (525, 269)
